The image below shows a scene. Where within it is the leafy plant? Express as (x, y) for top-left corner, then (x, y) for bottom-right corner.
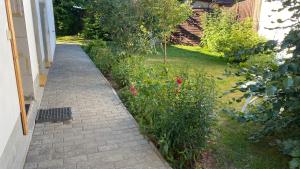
(85, 40), (116, 75)
(225, 0), (300, 168)
(83, 0), (191, 55)
(82, 12), (109, 40)
(239, 41), (278, 71)
(83, 0), (152, 52)
(277, 139), (300, 169)
(53, 0), (85, 35)
(111, 55), (146, 87)
(201, 10), (262, 62)
(240, 53), (276, 71)
(118, 63), (216, 168)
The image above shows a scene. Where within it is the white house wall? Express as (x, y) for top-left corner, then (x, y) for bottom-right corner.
(258, 0), (294, 43)
(0, 0), (56, 168)
(13, 11), (35, 99)
(258, 0), (295, 59)
(33, 0), (46, 63)
(39, 0), (56, 61)
(46, 0), (56, 60)
(23, 0), (40, 90)
(0, 0), (22, 158)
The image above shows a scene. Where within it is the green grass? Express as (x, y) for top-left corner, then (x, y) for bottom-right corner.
(212, 116), (289, 169)
(146, 45), (243, 107)
(147, 45), (225, 76)
(56, 35), (86, 45)
(146, 45), (289, 169)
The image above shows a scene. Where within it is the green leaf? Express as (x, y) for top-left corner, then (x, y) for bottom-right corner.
(294, 76), (300, 85)
(291, 148), (300, 157)
(266, 85), (277, 96)
(163, 143), (169, 154)
(280, 65), (288, 74)
(283, 76), (294, 89)
(288, 63), (298, 72)
(289, 158), (300, 169)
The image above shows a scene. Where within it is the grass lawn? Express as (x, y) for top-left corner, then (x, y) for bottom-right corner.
(146, 45), (288, 169)
(57, 35), (86, 45)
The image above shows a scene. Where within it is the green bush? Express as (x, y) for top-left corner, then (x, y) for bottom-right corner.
(201, 10), (262, 62)
(85, 40), (116, 75)
(240, 53), (277, 71)
(111, 56), (146, 87)
(119, 64), (216, 168)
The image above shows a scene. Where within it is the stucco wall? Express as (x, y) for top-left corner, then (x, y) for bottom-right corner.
(23, 0), (40, 86)
(13, 14), (36, 99)
(31, 0), (45, 65)
(38, 0), (56, 62)
(0, 1), (54, 168)
(258, 0), (294, 42)
(0, 0), (21, 157)
(46, 0), (56, 59)
(258, 0), (295, 59)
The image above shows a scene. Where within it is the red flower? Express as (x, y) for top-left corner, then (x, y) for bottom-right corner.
(175, 76), (183, 94)
(130, 85), (138, 96)
(176, 77), (183, 85)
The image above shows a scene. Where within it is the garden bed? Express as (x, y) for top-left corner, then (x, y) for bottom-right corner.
(81, 39), (288, 169)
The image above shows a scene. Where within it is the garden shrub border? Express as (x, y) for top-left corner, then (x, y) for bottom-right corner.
(85, 40), (217, 169)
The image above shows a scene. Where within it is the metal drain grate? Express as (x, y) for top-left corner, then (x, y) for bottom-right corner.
(36, 107), (72, 123)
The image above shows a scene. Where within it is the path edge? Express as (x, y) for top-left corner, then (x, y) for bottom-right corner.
(80, 45), (172, 169)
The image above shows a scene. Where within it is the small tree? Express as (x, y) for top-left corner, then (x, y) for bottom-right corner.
(227, 0), (300, 168)
(143, 0), (192, 63)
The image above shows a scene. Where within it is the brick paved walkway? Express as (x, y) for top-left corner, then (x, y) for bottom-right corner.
(24, 45), (169, 169)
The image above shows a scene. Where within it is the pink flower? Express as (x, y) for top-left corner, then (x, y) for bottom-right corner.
(130, 85), (138, 96)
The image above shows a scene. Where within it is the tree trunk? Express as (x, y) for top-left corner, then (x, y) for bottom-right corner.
(164, 35), (167, 64)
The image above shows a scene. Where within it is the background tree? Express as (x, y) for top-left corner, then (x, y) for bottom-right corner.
(53, 0), (85, 36)
(83, 0), (192, 55)
(84, 0), (151, 52)
(82, 10), (105, 40)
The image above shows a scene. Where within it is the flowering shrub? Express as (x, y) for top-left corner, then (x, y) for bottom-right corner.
(129, 84), (138, 96)
(119, 65), (216, 168)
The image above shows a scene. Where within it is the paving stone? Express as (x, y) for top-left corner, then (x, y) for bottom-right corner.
(23, 162), (37, 169)
(98, 144), (119, 152)
(63, 155), (88, 164)
(37, 159), (63, 168)
(24, 45), (169, 169)
(26, 154), (51, 163)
